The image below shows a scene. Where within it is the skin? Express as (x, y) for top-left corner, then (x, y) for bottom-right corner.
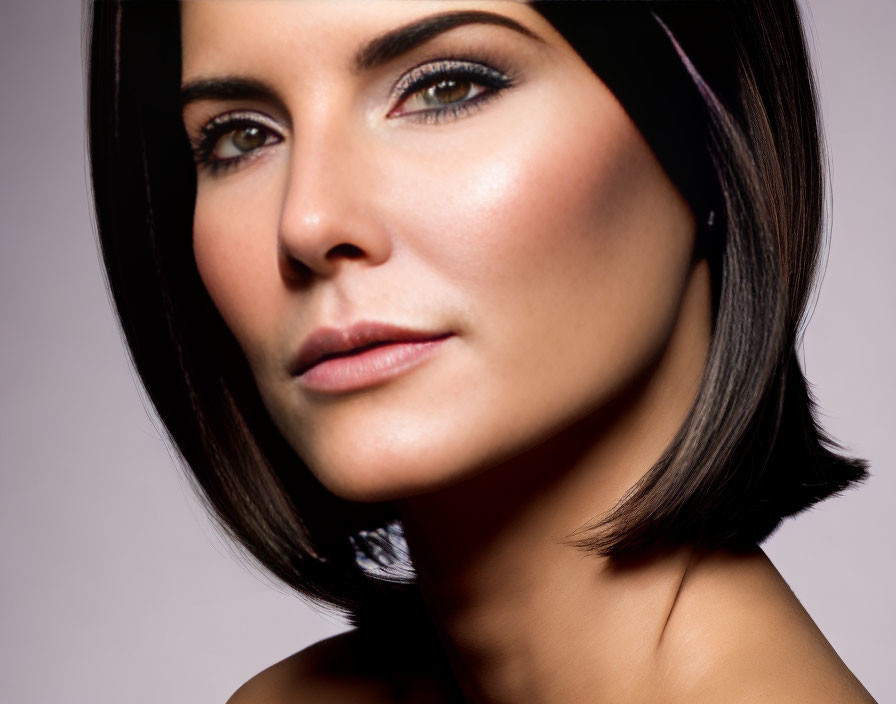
(179, 2), (875, 702)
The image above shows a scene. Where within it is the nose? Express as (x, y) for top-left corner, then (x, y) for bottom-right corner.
(277, 129), (393, 283)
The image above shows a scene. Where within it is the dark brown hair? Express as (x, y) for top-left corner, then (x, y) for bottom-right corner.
(86, 0), (867, 624)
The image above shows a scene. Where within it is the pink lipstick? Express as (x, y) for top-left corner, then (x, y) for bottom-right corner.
(294, 322), (453, 394)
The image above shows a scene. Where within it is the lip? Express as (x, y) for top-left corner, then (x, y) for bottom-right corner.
(293, 321), (454, 393)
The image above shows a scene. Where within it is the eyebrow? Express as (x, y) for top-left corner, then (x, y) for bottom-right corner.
(180, 10), (543, 107)
(352, 10), (543, 72)
(180, 76), (285, 110)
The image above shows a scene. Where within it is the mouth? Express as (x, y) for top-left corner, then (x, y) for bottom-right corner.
(293, 321), (455, 393)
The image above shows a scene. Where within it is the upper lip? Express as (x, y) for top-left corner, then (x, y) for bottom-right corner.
(292, 321), (453, 375)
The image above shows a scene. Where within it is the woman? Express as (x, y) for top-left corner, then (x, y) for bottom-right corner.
(87, 0), (875, 701)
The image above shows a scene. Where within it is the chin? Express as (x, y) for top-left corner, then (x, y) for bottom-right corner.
(301, 440), (469, 504)
(281, 381), (609, 506)
(289, 411), (486, 504)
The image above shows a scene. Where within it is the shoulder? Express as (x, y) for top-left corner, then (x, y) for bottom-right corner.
(225, 629), (395, 704)
(655, 548), (876, 703)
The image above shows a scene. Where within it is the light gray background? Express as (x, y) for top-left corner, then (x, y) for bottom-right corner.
(1, 1), (892, 702)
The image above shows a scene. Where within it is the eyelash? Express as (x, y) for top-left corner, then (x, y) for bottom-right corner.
(192, 111), (283, 175)
(191, 58), (515, 174)
(388, 58), (515, 124)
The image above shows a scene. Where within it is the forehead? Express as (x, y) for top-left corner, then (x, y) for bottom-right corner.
(180, 0), (549, 79)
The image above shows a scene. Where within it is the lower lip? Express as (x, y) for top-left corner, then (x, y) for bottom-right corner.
(297, 335), (453, 394)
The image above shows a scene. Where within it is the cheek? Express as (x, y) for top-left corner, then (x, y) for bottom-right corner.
(191, 171), (285, 369)
(401, 76), (693, 313)
(406, 85), (696, 384)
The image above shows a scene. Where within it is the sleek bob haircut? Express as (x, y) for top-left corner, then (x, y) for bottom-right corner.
(87, 0), (867, 625)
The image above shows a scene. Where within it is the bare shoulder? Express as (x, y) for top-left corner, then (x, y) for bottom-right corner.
(656, 547), (876, 703)
(225, 629), (394, 704)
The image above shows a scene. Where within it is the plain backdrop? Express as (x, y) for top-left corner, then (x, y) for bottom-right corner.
(1, 1), (893, 702)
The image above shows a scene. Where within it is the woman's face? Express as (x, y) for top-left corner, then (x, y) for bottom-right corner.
(181, 0), (703, 502)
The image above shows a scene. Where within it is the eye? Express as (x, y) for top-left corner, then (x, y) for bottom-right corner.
(388, 59), (515, 123)
(395, 76), (488, 113)
(192, 111), (284, 174)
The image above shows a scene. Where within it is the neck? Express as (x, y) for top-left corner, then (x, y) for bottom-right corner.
(395, 261), (712, 703)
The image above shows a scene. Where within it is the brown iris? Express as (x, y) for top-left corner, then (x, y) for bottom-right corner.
(231, 125), (266, 152)
(422, 79), (471, 108)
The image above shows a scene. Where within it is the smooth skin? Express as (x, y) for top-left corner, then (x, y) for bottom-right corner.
(179, 1), (875, 702)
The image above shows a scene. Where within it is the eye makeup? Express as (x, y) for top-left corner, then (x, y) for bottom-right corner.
(189, 52), (519, 174)
(191, 110), (284, 175)
(388, 57), (516, 124)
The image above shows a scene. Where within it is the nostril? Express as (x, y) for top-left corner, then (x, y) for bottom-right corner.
(278, 242), (314, 285)
(325, 242), (365, 260)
